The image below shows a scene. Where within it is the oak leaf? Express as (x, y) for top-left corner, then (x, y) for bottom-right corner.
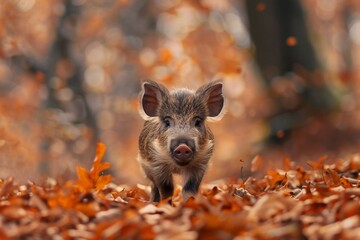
(77, 142), (112, 192)
(307, 156), (327, 170)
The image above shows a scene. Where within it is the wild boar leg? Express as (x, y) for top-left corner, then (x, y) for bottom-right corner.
(182, 170), (205, 201)
(156, 177), (174, 201)
(150, 184), (160, 202)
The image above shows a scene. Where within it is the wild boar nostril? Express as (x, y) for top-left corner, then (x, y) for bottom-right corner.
(173, 144), (193, 161)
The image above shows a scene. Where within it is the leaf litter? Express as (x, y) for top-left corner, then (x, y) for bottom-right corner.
(0, 143), (360, 239)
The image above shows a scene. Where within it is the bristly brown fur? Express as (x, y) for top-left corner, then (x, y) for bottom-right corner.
(138, 80), (224, 202)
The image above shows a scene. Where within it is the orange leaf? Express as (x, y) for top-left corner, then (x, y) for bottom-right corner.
(286, 36), (297, 46)
(92, 162), (111, 180)
(307, 156), (327, 170)
(95, 175), (113, 191)
(256, 3), (266, 12)
(77, 166), (93, 192)
(251, 155), (264, 172)
(91, 142), (112, 190)
(48, 180), (79, 209)
(325, 169), (341, 187)
(90, 142), (108, 180)
(340, 178), (353, 188)
(266, 170), (287, 189)
(76, 142), (112, 192)
(76, 202), (99, 217)
(296, 166), (309, 184)
(282, 156), (294, 171)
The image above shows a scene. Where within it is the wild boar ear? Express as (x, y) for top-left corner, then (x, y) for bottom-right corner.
(197, 81), (225, 121)
(139, 80), (167, 119)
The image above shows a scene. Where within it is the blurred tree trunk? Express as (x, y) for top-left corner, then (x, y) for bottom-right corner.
(245, 0), (338, 141)
(246, 0), (319, 79)
(40, 0), (100, 175)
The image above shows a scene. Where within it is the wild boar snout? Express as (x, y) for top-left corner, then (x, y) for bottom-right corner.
(170, 138), (195, 165)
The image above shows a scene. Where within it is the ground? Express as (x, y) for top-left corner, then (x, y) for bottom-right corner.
(1, 142), (359, 239)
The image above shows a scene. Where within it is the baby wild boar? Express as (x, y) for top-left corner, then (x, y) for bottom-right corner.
(138, 80), (224, 202)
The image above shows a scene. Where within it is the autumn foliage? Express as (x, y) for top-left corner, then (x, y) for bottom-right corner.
(1, 2), (360, 238)
(0, 142), (359, 239)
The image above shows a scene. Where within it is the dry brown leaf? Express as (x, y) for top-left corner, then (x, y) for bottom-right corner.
(1, 143), (360, 239)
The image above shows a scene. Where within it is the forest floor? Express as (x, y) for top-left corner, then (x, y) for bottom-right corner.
(0, 142), (359, 239)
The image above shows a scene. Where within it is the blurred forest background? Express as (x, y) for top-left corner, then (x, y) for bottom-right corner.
(1, 0), (360, 184)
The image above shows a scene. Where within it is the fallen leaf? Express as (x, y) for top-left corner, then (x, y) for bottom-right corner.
(251, 155), (264, 172)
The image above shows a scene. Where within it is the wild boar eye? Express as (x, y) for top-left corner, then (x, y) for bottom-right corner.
(194, 117), (203, 128)
(163, 117), (172, 128)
